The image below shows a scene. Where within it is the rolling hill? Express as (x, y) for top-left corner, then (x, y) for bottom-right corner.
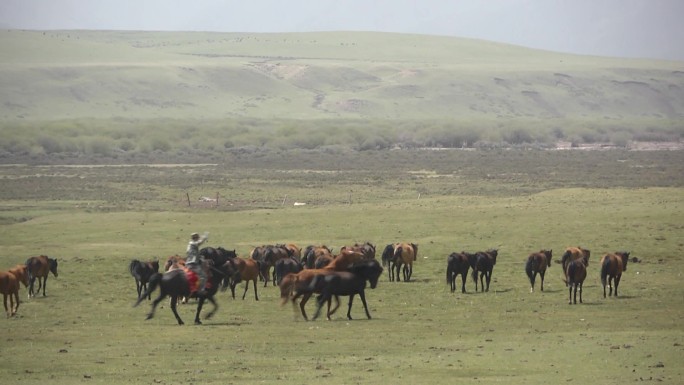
(1, 29), (682, 122)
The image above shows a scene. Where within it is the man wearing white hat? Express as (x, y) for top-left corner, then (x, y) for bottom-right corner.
(186, 232), (209, 296)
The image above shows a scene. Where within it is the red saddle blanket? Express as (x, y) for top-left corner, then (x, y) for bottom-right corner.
(182, 267), (211, 293)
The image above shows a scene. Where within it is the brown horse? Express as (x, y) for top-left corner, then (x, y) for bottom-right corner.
(0, 270), (22, 317)
(525, 249), (552, 292)
(164, 255), (186, 271)
(227, 257), (261, 301)
(25, 255), (58, 298)
(8, 265), (29, 289)
(565, 255), (588, 304)
(600, 251), (630, 298)
(446, 252), (476, 293)
(302, 245), (334, 269)
(561, 247), (590, 285)
(471, 249), (498, 292)
(340, 242), (376, 260)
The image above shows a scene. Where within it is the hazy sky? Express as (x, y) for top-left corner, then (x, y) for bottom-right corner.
(1, 0), (683, 61)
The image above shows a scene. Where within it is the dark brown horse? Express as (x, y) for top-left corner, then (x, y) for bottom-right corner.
(310, 259), (384, 321)
(561, 247), (590, 285)
(525, 249), (552, 292)
(274, 257), (302, 286)
(129, 259), (160, 300)
(25, 255), (58, 298)
(0, 270), (22, 317)
(446, 251), (476, 293)
(471, 249), (498, 292)
(134, 259), (241, 325)
(565, 255), (588, 304)
(600, 251), (630, 298)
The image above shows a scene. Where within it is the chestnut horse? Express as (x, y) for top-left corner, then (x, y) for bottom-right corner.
(446, 251), (476, 293)
(565, 255), (588, 304)
(302, 245), (333, 269)
(561, 247), (590, 285)
(600, 251), (630, 298)
(0, 270), (23, 317)
(227, 257), (261, 301)
(525, 249), (552, 292)
(25, 255), (58, 298)
(381, 243), (418, 282)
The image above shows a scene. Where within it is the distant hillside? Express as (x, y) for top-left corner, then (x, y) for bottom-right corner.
(0, 30), (682, 161)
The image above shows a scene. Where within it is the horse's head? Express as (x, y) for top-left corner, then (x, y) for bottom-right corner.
(353, 260), (383, 289)
(48, 257), (58, 277)
(617, 251), (630, 271)
(221, 259), (241, 284)
(150, 260), (160, 272)
(543, 250), (553, 266)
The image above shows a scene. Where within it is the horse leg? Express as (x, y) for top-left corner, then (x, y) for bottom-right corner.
(299, 293), (312, 321)
(346, 294), (356, 320)
(146, 292), (167, 322)
(200, 296), (218, 323)
(539, 271), (545, 292)
(27, 277), (34, 298)
(578, 282), (583, 303)
(327, 295), (341, 320)
(568, 284), (573, 304)
(460, 273), (467, 293)
(394, 263), (401, 282)
(230, 281), (237, 299)
(358, 291), (372, 320)
(12, 290), (19, 316)
(614, 275), (621, 297)
(41, 277), (47, 296)
(253, 280), (259, 301)
(242, 281), (249, 300)
(3, 294), (9, 317)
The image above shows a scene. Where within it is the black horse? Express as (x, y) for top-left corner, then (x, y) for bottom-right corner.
(129, 259), (160, 300)
(446, 251), (477, 293)
(274, 257), (302, 285)
(134, 258), (241, 325)
(310, 259), (384, 321)
(380, 244), (396, 281)
(471, 249), (498, 292)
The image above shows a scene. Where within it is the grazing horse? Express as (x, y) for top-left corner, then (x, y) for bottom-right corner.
(310, 259), (384, 320)
(600, 251), (630, 298)
(302, 245), (333, 269)
(25, 255), (58, 298)
(0, 270), (22, 317)
(446, 252), (476, 293)
(134, 259), (241, 325)
(129, 259), (160, 300)
(279, 251), (366, 320)
(471, 249), (498, 292)
(565, 255), (588, 304)
(525, 249), (552, 292)
(274, 257), (302, 285)
(561, 247), (590, 285)
(227, 257), (261, 301)
(8, 265), (29, 289)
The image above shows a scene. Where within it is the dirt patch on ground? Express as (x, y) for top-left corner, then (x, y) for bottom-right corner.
(555, 141), (683, 151)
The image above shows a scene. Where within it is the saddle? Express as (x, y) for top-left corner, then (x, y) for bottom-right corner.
(183, 266), (212, 295)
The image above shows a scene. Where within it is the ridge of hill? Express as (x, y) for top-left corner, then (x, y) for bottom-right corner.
(1, 30), (683, 123)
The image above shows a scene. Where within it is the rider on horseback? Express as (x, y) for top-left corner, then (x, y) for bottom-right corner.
(186, 232), (209, 296)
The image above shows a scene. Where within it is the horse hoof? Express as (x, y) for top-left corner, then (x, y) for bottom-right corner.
(194, 320), (202, 325)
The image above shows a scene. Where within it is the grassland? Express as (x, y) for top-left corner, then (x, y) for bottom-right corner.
(0, 150), (682, 384)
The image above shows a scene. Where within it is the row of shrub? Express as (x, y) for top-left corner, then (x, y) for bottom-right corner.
(2, 118), (681, 162)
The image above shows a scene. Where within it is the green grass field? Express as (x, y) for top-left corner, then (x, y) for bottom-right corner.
(0, 150), (682, 384)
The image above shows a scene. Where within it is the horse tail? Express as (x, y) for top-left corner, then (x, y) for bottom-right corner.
(600, 256), (611, 286)
(129, 260), (139, 276)
(525, 257), (534, 281)
(279, 273), (295, 306)
(134, 273), (161, 307)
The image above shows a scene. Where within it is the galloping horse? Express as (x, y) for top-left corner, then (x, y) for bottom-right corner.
(561, 247), (590, 285)
(134, 259), (241, 325)
(129, 259), (160, 300)
(381, 243), (418, 282)
(600, 251), (630, 298)
(471, 249), (498, 292)
(279, 250), (365, 320)
(310, 259), (384, 321)
(446, 251), (476, 293)
(564, 254), (588, 304)
(525, 249), (552, 292)
(0, 270), (22, 317)
(25, 255), (58, 298)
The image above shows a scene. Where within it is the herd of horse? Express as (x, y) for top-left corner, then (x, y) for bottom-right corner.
(1, 242), (631, 322)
